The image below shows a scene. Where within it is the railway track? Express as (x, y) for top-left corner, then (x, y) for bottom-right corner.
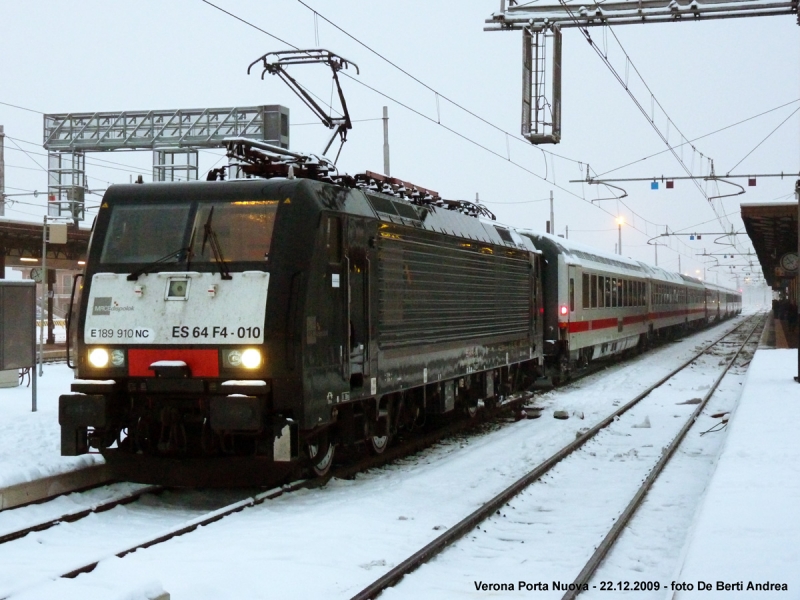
(349, 312), (765, 600)
(0, 315), (757, 598)
(0, 399), (533, 599)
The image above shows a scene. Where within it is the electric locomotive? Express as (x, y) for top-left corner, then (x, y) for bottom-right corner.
(60, 169), (544, 485)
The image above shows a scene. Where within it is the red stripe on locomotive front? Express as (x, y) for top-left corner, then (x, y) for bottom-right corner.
(128, 349), (219, 377)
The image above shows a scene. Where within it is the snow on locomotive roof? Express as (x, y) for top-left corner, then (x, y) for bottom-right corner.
(362, 190), (540, 253)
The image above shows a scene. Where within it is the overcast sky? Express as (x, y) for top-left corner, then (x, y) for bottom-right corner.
(1, 0), (797, 288)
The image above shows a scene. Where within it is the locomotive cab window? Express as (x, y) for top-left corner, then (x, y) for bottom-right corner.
(101, 204), (192, 264)
(191, 201), (278, 263)
(99, 199), (278, 266)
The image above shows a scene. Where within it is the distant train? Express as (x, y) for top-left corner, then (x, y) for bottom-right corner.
(59, 143), (740, 485)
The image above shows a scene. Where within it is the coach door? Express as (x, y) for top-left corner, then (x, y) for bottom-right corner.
(346, 219), (370, 391)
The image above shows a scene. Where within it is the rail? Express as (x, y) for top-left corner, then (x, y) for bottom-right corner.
(348, 312), (764, 600)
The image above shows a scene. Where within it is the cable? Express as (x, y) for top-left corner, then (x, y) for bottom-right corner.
(597, 98), (800, 177)
(482, 197), (551, 205)
(2, 163), (46, 173)
(727, 106), (800, 174)
(6, 138), (46, 172)
(199, 0), (295, 47)
(4, 144), (150, 177)
(292, 117), (384, 126)
(200, 0), (716, 270)
(0, 100), (43, 114)
(6, 135), (147, 175)
(555, 6), (746, 257)
(295, 0), (586, 167)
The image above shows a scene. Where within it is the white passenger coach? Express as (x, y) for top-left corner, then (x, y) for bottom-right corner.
(518, 232), (741, 375)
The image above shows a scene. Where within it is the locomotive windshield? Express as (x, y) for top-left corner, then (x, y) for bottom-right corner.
(99, 200), (278, 265)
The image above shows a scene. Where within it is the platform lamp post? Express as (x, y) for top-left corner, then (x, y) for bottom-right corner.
(616, 216), (624, 256)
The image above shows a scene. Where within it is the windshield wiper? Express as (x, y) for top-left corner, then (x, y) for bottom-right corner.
(126, 246), (190, 281)
(201, 206), (232, 280)
(185, 224), (197, 271)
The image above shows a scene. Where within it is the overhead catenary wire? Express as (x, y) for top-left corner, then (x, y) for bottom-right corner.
(554, 7), (750, 255)
(727, 106), (800, 174)
(197, 0), (724, 270)
(203, 0), (732, 270)
(1, 7), (739, 276)
(294, 0), (587, 168)
(554, 3), (733, 235)
(597, 97), (800, 177)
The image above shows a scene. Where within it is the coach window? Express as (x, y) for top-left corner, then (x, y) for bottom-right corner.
(604, 277), (612, 308)
(622, 279), (631, 306)
(611, 278), (617, 307)
(582, 274), (590, 309)
(591, 274), (598, 308)
(569, 278), (575, 312)
(598, 276), (604, 308)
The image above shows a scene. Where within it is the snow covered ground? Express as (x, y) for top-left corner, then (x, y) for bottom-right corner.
(669, 348), (800, 598)
(0, 316), (800, 600)
(0, 364), (102, 490)
(1, 315), (784, 600)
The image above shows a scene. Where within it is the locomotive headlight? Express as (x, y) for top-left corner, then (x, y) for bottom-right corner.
(560, 305), (568, 316)
(241, 348), (262, 369)
(225, 348), (263, 369)
(88, 348), (109, 368)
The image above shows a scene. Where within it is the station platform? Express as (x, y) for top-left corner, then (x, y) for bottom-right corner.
(760, 310), (799, 349)
(670, 319), (800, 596)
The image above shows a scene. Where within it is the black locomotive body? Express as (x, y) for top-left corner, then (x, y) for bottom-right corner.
(60, 178), (544, 485)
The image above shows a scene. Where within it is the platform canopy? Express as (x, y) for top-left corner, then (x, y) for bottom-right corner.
(0, 218), (89, 271)
(741, 201), (798, 287)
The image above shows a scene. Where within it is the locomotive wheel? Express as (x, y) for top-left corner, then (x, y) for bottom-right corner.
(307, 436), (335, 477)
(368, 433), (391, 455)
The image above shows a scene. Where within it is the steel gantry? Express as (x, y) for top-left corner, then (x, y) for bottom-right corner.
(484, 0), (798, 145)
(42, 104), (290, 221)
